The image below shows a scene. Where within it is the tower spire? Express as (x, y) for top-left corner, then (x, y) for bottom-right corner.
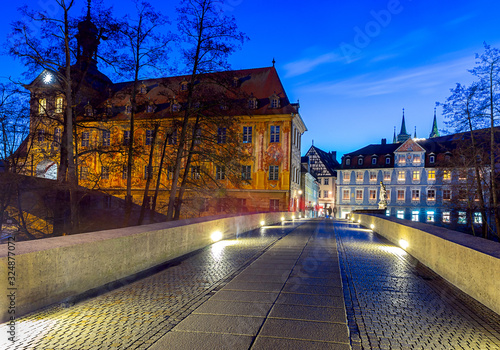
(396, 108), (410, 143)
(87, 0), (91, 20)
(393, 126), (396, 143)
(430, 108), (440, 138)
(414, 126), (417, 138)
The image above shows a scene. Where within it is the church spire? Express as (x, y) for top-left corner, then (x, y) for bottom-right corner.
(396, 108), (411, 143)
(392, 126), (396, 143)
(429, 108), (440, 138)
(414, 126), (417, 138)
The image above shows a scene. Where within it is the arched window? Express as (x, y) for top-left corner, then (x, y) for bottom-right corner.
(55, 96), (64, 114)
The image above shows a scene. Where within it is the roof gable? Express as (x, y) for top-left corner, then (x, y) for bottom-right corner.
(395, 138), (425, 153)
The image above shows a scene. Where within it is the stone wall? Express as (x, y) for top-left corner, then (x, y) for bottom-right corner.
(0, 212), (293, 323)
(351, 213), (500, 316)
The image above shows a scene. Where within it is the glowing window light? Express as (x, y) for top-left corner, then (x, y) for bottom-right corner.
(399, 239), (409, 249)
(211, 231), (223, 242)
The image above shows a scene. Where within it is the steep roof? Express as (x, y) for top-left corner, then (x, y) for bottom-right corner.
(306, 145), (340, 177)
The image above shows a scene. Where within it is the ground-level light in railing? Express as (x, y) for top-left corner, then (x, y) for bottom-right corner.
(211, 231), (223, 242)
(399, 239), (409, 250)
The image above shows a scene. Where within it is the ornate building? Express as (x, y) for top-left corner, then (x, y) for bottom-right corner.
(20, 13), (307, 218)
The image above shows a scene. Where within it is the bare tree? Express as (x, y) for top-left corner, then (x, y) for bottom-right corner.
(166, 0), (248, 220)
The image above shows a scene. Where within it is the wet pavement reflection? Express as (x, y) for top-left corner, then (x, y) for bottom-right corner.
(335, 220), (500, 350)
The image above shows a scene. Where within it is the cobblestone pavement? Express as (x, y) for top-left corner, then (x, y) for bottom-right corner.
(0, 221), (303, 350)
(334, 220), (500, 350)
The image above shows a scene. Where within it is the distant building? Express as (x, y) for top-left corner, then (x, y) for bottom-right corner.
(305, 145), (339, 217)
(300, 156), (320, 218)
(337, 113), (496, 230)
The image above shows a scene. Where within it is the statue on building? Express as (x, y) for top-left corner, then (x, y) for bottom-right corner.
(378, 181), (387, 209)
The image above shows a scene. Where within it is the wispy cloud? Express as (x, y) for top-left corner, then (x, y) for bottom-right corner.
(300, 55), (475, 98)
(283, 53), (342, 78)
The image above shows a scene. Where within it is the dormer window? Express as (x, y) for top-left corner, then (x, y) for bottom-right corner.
(345, 158), (351, 166)
(248, 96), (258, 109)
(232, 77), (239, 87)
(38, 98), (46, 115)
(385, 156), (391, 165)
(269, 93), (280, 108)
(180, 80), (188, 92)
(371, 157), (377, 165)
(139, 82), (147, 94)
(172, 101), (181, 112)
(105, 102), (113, 116)
(358, 157), (363, 165)
(84, 102), (93, 117)
(55, 96), (64, 114)
(429, 155), (435, 163)
(125, 104), (132, 114)
(146, 104), (155, 113)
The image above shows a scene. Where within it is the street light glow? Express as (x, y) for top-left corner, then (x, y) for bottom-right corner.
(211, 231), (223, 242)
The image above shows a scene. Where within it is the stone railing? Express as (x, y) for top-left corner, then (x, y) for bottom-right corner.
(350, 213), (500, 316)
(0, 212), (295, 323)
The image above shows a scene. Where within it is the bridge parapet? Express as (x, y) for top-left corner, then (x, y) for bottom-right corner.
(351, 213), (500, 316)
(0, 212), (293, 323)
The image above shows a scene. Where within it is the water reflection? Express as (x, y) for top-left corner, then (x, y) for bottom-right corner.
(211, 240), (238, 261)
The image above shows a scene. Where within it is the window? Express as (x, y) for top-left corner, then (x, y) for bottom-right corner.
(105, 103), (112, 115)
(123, 130), (130, 146)
(442, 211), (450, 223)
(122, 165), (128, 180)
(412, 171), (420, 181)
(269, 165), (279, 181)
(146, 104), (155, 113)
(81, 132), (89, 147)
(38, 130), (45, 142)
(397, 189), (405, 201)
(101, 166), (109, 180)
(372, 157), (377, 165)
(397, 210), (405, 219)
(358, 157), (363, 165)
(458, 211), (467, 224)
(324, 190), (329, 198)
(217, 127), (227, 144)
(459, 171), (467, 180)
(343, 172), (350, 182)
(370, 172), (377, 181)
(242, 126), (252, 143)
(428, 170), (436, 180)
(241, 165), (251, 180)
(180, 81), (188, 91)
(318, 191), (321, 198)
(398, 156), (406, 164)
(386, 189), (391, 202)
(427, 189), (436, 201)
(80, 167), (88, 180)
(248, 98), (258, 109)
(369, 190), (376, 200)
(270, 96), (280, 108)
(355, 189), (363, 200)
(443, 170), (451, 181)
(125, 105), (132, 114)
(426, 211), (435, 222)
(384, 171), (391, 181)
(474, 212), (482, 224)
(144, 165), (153, 179)
(324, 178), (329, 185)
(191, 166), (201, 180)
(413, 155), (421, 164)
(270, 125), (280, 143)
(139, 83), (147, 94)
(412, 210), (419, 222)
(398, 171), (405, 181)
(168, 129), (177, 145)
(84, 103), (93, 117)
(343, 189), (349, 200)
(102, 130), (110, 147)
(385, 156), (391, 165)
(346, 158), (351, 166)
(194, 128), (202, 145)
(172, 103), (180, 112)
(270, 199), (280, 212)
(216, 165), (226, 180)
(429, 155), (435, 163)
(412, 189), (420, 201)
(146, 129), (154, 145)
(38, 98), (46, 114)
(356, 172), (363, 181)
(443, 189), (451, 200)
(55, 97), (64, 113)
(54, 128), (61, 144)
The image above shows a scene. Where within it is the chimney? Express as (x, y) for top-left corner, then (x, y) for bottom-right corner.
(381, 138), (387, 145)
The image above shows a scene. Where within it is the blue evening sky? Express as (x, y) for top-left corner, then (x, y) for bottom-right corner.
(1, 0), (499, 158)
